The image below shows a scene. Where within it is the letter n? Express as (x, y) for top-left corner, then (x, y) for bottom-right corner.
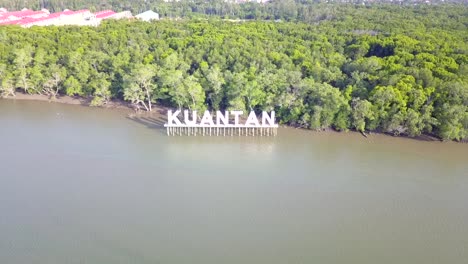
(262, 111), (276, 126)
(216, 111), (229, 126)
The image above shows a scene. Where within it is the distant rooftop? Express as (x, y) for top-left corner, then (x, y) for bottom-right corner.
(0, 8), (131, 27)
(135, 10), (159, 22)
(95, 10), (116, 19)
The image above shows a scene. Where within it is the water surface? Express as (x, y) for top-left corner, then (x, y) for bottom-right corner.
(1, 99), (467, 264)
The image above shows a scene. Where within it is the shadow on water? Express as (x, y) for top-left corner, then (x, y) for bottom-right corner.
(126, 113), (167, 135)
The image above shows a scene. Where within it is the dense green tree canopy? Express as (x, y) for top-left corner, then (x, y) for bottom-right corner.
(0, 3), (466, 140)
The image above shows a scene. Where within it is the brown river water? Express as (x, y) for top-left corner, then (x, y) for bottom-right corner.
(0, 99), (467, 264)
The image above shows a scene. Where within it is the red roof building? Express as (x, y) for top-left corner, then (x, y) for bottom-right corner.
(95, 10), (116, 19)
(0, 8), (131, 27)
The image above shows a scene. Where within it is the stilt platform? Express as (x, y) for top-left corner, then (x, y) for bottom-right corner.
(163, 125), (278, 137)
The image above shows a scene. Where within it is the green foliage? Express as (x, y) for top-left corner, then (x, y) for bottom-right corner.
(123, 64), (157, 111)
(64, 76), (83, 96)
(0, 63), (15, 97)
(351, 99), (374, 132)
(0, 2), (466, 140)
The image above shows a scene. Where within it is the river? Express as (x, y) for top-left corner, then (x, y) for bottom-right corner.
(0, 99), (467, 264)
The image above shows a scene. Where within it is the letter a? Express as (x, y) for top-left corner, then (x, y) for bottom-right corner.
(200, 110), (214, 126)
(168, 110), (182, 126)
(245, 111), (260, 127)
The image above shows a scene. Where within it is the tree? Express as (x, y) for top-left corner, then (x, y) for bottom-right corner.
(368, 85), (406, 132)
(224, 71), (247, 112)
(13, 47), (33, 94)
(436, 103), (467, 141)
(243, 66), (266, 111)
(64, 76), (83, 97)
(0, 64), (15, 97)
(183, 75), (206, 111)
(434, 82), (468, 140)
(351, 98), (374, 132)
(0, 6), (466, 141)
(123, 64), (157, 111)
(90, 73), (112, 106)
(202, 65), (225, 110)
(42, 64), (66, 99)
(305, 81), (348, 130)
(161, 69), (185, 109)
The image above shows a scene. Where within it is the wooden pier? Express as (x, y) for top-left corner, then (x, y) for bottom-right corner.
(164, 125), (278, 136)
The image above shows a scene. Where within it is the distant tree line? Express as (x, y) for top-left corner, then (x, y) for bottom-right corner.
(0, 3), (467, 140)
(1, 0), (467, 19)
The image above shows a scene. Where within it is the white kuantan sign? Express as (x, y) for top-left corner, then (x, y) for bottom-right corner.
(164, 110), (278, 136)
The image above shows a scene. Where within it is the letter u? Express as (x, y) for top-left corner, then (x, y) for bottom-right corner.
(184, 110), (197, 126)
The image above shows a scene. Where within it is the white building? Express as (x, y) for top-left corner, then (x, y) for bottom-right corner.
(135, 10), (159, 22)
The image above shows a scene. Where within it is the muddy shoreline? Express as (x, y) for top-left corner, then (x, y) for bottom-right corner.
(2, 93), (463, 143)
(3, 93), (135, 110)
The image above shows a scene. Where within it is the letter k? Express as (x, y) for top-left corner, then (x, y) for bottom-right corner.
(168, 110), (182, 126)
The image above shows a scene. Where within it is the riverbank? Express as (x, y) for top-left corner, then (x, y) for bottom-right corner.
(3, 93), (134, 110)
(1, 93), (463, 143)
